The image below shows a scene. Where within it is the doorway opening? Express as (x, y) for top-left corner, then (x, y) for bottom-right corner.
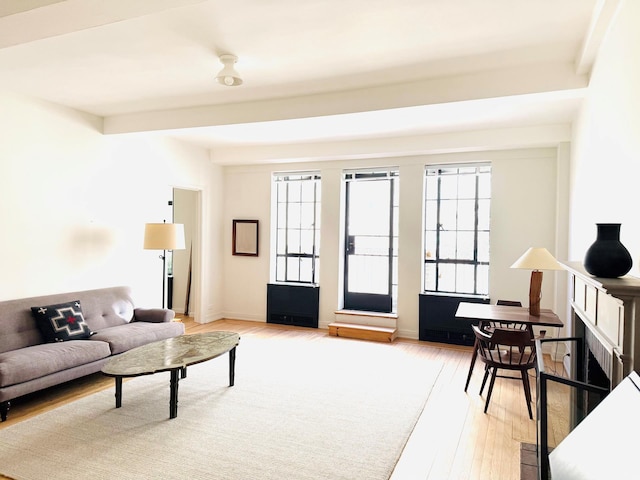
(171, 187), (201, 319)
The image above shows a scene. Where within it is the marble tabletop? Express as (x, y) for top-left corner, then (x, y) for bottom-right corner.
(102, 331), (240, 377)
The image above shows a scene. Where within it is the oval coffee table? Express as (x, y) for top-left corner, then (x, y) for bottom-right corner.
(102, 331), (240, 419)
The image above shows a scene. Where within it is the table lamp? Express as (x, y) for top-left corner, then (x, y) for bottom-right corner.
(511, 247), (563, 316)
(144, 222), (186, 308)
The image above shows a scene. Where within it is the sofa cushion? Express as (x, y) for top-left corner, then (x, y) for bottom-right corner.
(0, 340), (111, 387)
(31, 301), (93, 342)
(91, 321), (185, 355)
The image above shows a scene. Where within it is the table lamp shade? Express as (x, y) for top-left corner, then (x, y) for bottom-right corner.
(511, 247), (563, 316)
(510, 247), (563, 271)
(143, 223), (185, 250)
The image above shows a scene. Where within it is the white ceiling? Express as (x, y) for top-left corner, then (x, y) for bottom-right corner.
(0, 0), (612, 163)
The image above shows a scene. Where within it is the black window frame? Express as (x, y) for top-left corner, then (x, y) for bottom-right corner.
(343, 168), (399, 312)
(272, 172), (321, 285)
(423, 163), (491, 296)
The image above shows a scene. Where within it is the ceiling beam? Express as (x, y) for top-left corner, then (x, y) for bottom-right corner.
(208, 125), (571, 165)
(0, 0), (206, 49)
(104, 61), (588, 135)
(575, 0), (622, 76)
(0, 0), (66, 18)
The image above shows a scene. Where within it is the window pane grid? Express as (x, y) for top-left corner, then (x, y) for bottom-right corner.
(343, 170), (399, 311)
(273, 173), (320, 284)
(423, 164), (491, 296)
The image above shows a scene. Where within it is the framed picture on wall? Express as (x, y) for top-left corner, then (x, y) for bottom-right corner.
(232, 219), (259, 256)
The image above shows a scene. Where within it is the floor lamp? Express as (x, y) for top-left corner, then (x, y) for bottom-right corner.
(144, 222), (186, 308)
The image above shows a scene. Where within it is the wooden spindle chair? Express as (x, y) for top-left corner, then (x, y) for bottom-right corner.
(472, 324), (537, 419)
(464, 300), (525, 392)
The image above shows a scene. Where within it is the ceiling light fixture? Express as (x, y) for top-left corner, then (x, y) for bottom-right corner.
(216, 54), (242, 86)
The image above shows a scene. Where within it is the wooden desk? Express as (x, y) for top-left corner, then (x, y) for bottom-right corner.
(456, 302), (563, 331)
(456, 302), (563, 392)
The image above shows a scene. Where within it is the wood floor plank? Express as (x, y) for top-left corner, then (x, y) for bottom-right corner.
(0, 317), (557, 480)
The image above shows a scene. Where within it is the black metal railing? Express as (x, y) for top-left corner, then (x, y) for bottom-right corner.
(535, 337), (609, 480)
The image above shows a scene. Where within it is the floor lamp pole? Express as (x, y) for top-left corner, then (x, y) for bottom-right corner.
(161, 249), (167, 309)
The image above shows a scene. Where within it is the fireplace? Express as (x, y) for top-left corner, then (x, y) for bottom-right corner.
(536, 262), (640, 480)
(563, 261), (640, 387)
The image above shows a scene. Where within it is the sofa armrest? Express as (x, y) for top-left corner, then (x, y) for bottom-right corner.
(133, 308), (175, 323)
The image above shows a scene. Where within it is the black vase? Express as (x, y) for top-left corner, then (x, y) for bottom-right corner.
(584, 223), (633, 278)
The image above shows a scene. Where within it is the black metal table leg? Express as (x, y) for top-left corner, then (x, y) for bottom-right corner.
(115, 377), (122, 408)
(181, 367), (187, 379)
(229, 346), (236, 386)
(169, 369), (179, 419)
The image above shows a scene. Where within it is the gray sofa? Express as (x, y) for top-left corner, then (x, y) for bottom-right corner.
(0, 286), (185, 421)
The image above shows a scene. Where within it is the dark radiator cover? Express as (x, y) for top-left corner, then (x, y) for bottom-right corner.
(267, 283), (319, 328)
(419, 293), (489, 346)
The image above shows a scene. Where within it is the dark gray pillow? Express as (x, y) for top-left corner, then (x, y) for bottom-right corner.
(31, 300), (93, 342)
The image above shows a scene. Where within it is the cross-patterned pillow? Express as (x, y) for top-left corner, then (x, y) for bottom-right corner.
(31, 300), (93, 342)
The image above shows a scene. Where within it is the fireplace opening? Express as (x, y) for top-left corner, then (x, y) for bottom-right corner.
(586, 349), (610, 411)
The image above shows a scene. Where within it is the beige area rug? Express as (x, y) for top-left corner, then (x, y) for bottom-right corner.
(0, 334), (442, 480)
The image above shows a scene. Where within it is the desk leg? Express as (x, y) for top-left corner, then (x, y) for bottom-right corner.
(115, 377), (122, 408)
(464, 339), (479, 392)
(229, 347), (236, 387)
(169, 369), (179, 419)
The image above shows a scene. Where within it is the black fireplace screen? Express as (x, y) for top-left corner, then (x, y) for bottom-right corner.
(535, 336), (609, 480)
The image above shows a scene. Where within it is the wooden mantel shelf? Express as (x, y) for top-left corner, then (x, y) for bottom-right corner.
(562, 261), (640, 298)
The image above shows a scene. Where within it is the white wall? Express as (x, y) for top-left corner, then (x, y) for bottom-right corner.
(0, 89), (570, 337)
(490, 150), (566, 311)
(570, 0), (640, 277)
(221, 148), (564, 338)
(221, 168), (272, 321)
(0, 92), (220, 321)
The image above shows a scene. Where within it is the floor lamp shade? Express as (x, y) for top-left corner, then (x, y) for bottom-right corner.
(143, 223), (186, 251)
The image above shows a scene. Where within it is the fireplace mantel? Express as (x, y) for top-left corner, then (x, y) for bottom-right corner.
(563, 261), (640, 387)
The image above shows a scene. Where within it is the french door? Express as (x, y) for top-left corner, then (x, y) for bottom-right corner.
(343, 170), (398, 313)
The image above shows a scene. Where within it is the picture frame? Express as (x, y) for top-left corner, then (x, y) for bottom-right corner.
(232, 219), (259, 256)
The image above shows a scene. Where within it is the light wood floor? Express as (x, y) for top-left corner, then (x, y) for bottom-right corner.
(0, 318), (567, 480)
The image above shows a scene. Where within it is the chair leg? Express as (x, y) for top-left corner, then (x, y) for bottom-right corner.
(480, 366), (490, 395)
(484, 368), (498, 414)
(464, 339), (479, 392)
(521, 370), (533, 420)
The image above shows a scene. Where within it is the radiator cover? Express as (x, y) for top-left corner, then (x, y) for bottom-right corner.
(267, 283), (319, 328)
(419, 293), (489, 345)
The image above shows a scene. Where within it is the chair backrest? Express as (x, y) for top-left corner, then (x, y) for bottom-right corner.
(472, 325), (536, 368)
(496, 299), (522, 307)
(490, 299), (526, 330)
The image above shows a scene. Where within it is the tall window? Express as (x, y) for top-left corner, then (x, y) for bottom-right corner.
(272, 172), (321, 284)
(423, 164), (491, 295)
